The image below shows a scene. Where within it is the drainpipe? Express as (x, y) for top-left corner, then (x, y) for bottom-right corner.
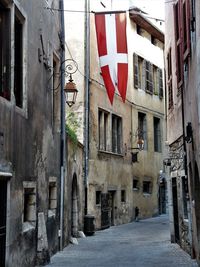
(59, 0), (66, 251)
(84, 0), (90, 215)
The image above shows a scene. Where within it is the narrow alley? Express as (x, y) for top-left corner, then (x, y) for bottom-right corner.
(46, 215), (198, 267)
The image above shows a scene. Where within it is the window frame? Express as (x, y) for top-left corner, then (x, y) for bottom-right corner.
(138, 112), (148, 150)
(143, 181), (152, 194)
(111, 113), (122, 154)
(121, 190), (126, 202)
(153, 116), (162, 153)
(98, 108), (109, 152)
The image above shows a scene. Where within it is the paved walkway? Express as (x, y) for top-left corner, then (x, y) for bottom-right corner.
(46, 215), (198, 267)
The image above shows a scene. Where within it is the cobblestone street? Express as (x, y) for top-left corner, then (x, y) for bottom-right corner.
(46, 215), (198, 267)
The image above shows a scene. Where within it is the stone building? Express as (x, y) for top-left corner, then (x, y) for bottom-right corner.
(0, 0), (63, 266)
(64, 1), (165, 231)
(165, 0), (200, 264)
(86, 5), (166, 229)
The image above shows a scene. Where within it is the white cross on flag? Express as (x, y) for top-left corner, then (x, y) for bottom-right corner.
(95, 12), (128, 105)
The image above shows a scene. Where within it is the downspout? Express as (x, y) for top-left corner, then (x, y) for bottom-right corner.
(84, 0), (90, 215)
(59, 0), (66, 251)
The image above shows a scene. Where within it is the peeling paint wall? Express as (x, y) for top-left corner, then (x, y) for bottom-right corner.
(0, 0), (61, 266)
(88, 9), (165, 229)
(64, 139), (84, 245)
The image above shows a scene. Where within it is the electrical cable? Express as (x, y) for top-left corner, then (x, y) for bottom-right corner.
(44, 7), (165, 22)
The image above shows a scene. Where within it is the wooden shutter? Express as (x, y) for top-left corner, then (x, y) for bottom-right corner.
(158, 68), (163, 99)
(145, 61), (153, 94)
(149, 63), (153, 94)
(173, 1), (183, 90)
(142, 59), (146, 90)
(133, 53), (139, 89)
(185, 0), (191, 59)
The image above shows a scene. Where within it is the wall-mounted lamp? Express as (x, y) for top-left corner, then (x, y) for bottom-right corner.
(64, 74), (78, 107)
(137, 138), (144, 151)
(63, 59), (78, 107)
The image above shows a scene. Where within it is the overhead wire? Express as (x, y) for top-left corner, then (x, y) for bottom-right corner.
(44, 7), (165, 22)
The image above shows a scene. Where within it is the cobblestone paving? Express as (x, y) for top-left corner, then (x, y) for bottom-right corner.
(46, 215), (198, 267)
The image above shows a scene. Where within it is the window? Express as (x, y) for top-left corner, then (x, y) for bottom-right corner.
(167, 48), (173, 109)
(133, 179), (139, 190)
(96, 191), (101, 205)
(173, 0), (191, 90)
(133, 54), (144, 89)
(112, 114), (122, 154)
(0, 4), (10, 100)
(145, 61), (153, 94)
(154, 117), (161, 152)
(138, 112), (147, 150)
(133, 53), (162, 98)
(136, 25), (142, 35)
(23, 182), (36, 225)
(0, 4), (26, 108)
(14, 12), (24, 108)
(143, 181), (152, 194)
(182, 0), (190, 59)
(48, 179), (57, 216)
(99, 109), (109, 151)
(151, 35), (155, 45)
(121, 190), (126, 202)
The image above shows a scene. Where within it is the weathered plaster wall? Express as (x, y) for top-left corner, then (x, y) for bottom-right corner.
(0, 0), (61, 266)
(64, 139), (84, 245)
(88, 11), (165, 228)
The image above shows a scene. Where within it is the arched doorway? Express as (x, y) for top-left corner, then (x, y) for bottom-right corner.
(71, 174), (78, 237)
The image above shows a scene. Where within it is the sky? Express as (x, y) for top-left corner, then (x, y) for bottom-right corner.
(91, 0), (165, 31)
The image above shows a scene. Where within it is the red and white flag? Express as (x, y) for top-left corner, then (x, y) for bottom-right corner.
(95, 12), (128, 104)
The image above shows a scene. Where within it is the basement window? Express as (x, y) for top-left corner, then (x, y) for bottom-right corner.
(96, 191), (101, 205)
(121, 190), (126, 202)
(23, 182), (36, 231)
(48, 180), (57, 217)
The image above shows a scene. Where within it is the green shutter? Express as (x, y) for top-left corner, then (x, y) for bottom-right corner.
(133, 53), (139, 89)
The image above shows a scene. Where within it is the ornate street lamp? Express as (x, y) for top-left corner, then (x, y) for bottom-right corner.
(64, 74), (78, 107)
(64, 59), (78, 107)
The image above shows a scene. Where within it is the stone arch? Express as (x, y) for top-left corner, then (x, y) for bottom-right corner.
(71, 173), (79, 237)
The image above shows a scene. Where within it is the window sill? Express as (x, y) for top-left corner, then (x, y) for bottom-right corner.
(133, 188), (139, 191)
(98, 150), (123, 157)
(22, 221), (35, 233)
(143, 193), (151, 197)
